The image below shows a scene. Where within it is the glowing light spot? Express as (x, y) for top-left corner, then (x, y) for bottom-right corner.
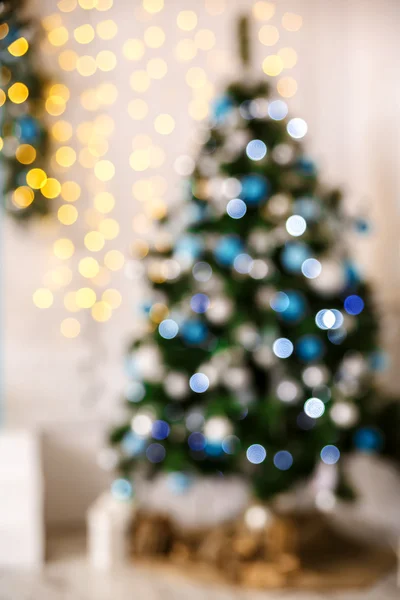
(123, 39), (145, 60)
(270, 291), (290, 313)
(262, 55), (283, 77)
(189, 373), (209, 393)
(96, 19), (118, 39)
(344, 295), (364, 315)
(147, 57), (168, 79)
(274, 450), (293, 470)
(8, 37), (29, 57)
(55, 146), (76, 167)
(195, 29), (215, 50)
(246, 444), (266, 464)
(246, 139), (267, 161)
(58, 204), (78, 225)
(144, 26), (165, 48)
(12, 186), (34, 208)
(101, 288), (122, 308)
(84, 231), (104, 252)
(177, 10), (198, 31)
(186, 66), (207, 89)
(259, 25), (279, 46)
(321, 445), (340, 465)
(193, 262), (212, 282)
(190, 293), (210, 314)
(61, 318), (81, 338)
(278, 47), (298, 69)
(273, 338), (293, 358)
(268, 99), (288, 121)
(41, 178), (61, 199)
(57, 0), (77, 11)
(94, 191), (114, 213)
(76, 287), (97, 308)
(96, 50), (117, 71)
(54, 238), (74, 260)
(58, 50), (77, 71)
(286, 215), (306, 237)
(130, 70), (150, 92)
(15, 144), (36, 165)
(304, 398), (325, 419)
(159, 319), (179, 339)
(175, 38), (197, 61)
(99, 218), (119, 240)
(287, 118), (308, 139)
(253, 1), (275, 21)
(227, 198), (247, 219)
(302, 258), (321, 279)
(79, 257), (100, 278)
(282, 12), (303, 32)
(277, 76), (298, 98)
(74, 24), (94, 44)
(33, 288), (53, 309)
(48, 26), (69, 47)
(111, 478), (132, 500)
(76, 55), (97, 76)
(154, 114), (175, 135)
(104, 250), (125, 271)
(146, 443), (166, 463)
(143, 0), (164, 13)
(0, 90), (5, 107)
(26, 168), (47, 189)
(234, 253), (253, 274)
(94, 159), (115, 181)
(8, 82), (29, 104)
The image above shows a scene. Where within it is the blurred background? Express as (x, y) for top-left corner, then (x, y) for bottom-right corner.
(4, 0), (400, 535)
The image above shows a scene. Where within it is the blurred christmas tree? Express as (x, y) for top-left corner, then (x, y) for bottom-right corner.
(0, 0), (49, 219)
(109, 18), (398, 503)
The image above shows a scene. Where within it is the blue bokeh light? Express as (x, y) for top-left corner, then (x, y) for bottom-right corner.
(190, 293), (210, 314)
(268, 100), (288, 121)
(353, 427), (384, 452)
(146, 443), (166, 463)
(320, 445), (340, 465)
(126, 381), (146, 403)
(296, 335), (325, 362)
(274, 450), (293, 471)
(270, 291), (290, 313)
(302, 258), (322, 279)
(344, 295), (365, 316)
(281, 242), (311, 273)
(188, 432), (206, 451)
(240, 174), (269, 205)
(246, 139), (267, 161)
(214, 235), (243, 266)
(226, 198), (247, 219)
(181, 320), (208, 345)
(121, 432), (145, 457)
(159, 319), (179, 339)
(287, 118), (308, 139)
(246, 444), (267, 464)
(152, 420), (170, 440)
(273, 338), (294, 359)
(189, 373), (210, 393)
(111, 478), (133, 501)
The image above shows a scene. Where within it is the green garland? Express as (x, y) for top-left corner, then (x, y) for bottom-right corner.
(0, 0), (50, 220)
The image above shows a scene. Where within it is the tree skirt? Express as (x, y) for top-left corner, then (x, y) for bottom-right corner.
(131, 511), (396, 591)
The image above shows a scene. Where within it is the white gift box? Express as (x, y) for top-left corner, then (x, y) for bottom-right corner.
(87, 491), (136, 571)
(0, 430), (44, 568)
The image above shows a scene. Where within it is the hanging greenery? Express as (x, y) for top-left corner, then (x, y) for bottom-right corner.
(0, 0), (50, 220)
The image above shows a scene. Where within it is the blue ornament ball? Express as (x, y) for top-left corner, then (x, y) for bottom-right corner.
(293, 197), (321, 222)
(121, 432), (146, 457)
(214, 235), (243, 266)
(296, 334), (325, 362)
(279, 291), (307, 323)
(181, 320), (208, 345)
(18, 116), (40, 143)
(240, 174), (269, 205)
(281, 242), (311, 273)
(296, 158), (317, 177)
(212, 95), (234, 123)
(353, 427), (384, 453)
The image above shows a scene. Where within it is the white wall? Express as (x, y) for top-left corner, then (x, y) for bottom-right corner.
(5, 0), (400, 526)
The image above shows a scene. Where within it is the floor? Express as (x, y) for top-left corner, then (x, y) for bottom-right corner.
(0, 533), (398, 600)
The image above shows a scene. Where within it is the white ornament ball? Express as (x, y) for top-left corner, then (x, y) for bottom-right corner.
(164, 371), (189, 400)
(207, 296), (234, 324)
(244, 505), (272, 530)
(222, 367), (250, 390)
(204, 416), (233, 442)
(309, 259), (346, 295)
(330, 402), (359, 428)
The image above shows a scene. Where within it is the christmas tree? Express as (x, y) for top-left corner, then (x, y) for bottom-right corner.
(109, 18), (395, 503)
(0, 0), (49, 219)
